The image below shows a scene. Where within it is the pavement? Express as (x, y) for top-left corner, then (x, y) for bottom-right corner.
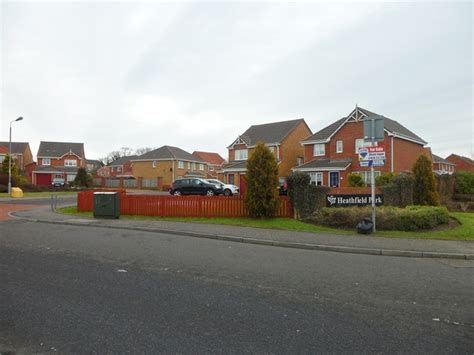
(8, 203), (474, 260)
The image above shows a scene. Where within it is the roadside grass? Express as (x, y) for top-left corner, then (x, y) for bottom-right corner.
(56, 206), (474, 240)
(0, 191), (78, 198)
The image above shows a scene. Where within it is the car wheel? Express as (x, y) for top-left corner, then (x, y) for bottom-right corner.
(224, 189), (232, 196)
(173, 190), (182, 196)
(206, 189), (215, 196)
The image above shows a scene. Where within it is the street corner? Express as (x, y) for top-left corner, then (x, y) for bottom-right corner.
(0, 203), (46, 221)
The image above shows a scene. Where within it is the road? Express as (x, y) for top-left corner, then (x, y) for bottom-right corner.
(1, 218), (473, 353)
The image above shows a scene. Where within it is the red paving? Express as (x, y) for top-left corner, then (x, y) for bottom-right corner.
(0, 204), (45, 221)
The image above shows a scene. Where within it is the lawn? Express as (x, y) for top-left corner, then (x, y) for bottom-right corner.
(0, 191), (78, 198)
(56, 206), (474, 240)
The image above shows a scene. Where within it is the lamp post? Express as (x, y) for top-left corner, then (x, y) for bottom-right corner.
(8, 116), (24, 195)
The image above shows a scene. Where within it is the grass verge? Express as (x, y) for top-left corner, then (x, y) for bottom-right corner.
(56, 206), (473, 240)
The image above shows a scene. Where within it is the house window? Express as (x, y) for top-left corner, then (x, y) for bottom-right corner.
(192, 162), (196, 170)
(43, 158), (51, 166)
(296, 157), (303, 167)
(355, 171), (381, 186)
(313, 144), (325, 156)
(64, 159), (77, 167)
(355, 139), (365, 153)
(0, 156), (4, 163)
(199, 163), (204, 171)
(188, 162), (191, 169)
(336, 140), (343, 153)
(235, 149), (248, 161)
(178, 161), (184, 169)
(309, 172), (323, 186)
(228, 174), (235, 185)
(152, 161), (157, 168)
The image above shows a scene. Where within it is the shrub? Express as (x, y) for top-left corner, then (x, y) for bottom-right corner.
(376, 172), (395, 186)
(0, 184), (7, 193)
(454, 171), (474, 194)
(413, 154), (440, 206)
(244, 142), (279, 218)
(308, 206), (450, 231)
(287, 171), (329, 218)
(0, 173), (16, 187)
(381, 173), (414, 207)
(436, 175), (456, 205)
(348, 173), (365, 187)
(74, 167), (91, 187)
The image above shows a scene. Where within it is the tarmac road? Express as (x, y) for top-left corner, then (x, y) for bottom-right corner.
(1, 220), (473, 353)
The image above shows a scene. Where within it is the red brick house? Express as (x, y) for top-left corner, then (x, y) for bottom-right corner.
(106, 155), (137, 178)
(192, 151), (225, 178)
(432, 154), (456, 175)
(0, 141), (34, 173)
(32, 141), (86, 185)
(218, 119), (312, 194)
(294, 106), (428, 187)
(446, 154), (474, 172)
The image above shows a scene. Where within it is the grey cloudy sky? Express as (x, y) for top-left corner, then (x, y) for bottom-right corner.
(1, 1), (472, 160)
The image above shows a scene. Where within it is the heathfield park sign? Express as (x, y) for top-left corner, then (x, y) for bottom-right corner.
(326, 194), (384, 207)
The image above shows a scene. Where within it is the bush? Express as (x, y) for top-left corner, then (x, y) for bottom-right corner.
(376, 172), (395, 186)
(380, 173), (414, 207)
(348, 173), (365, 187)
(74, 167), (91, 187)
(244, 142), (280, 218)
(287, 171), (329, 218)
(413, 155), (440, 206)
(0, 184), (7, 193)
(308, 205), (450, 231)
(455, 171), (474, 194)
(0, 173), (16, 187)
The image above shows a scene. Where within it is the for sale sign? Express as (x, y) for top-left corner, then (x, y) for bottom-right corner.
(359, 145), (385, 167)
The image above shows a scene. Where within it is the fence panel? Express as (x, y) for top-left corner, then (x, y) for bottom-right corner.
(105, 179), (120, 188)
(77, 192), (293, 218)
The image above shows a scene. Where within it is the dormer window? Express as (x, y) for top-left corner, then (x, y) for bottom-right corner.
(64, 159), (77, 167)
(235, 149), (248, 161)
(42, 158), (51, 166)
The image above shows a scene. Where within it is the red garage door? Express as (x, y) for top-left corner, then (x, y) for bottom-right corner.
(36, 173), (52, 186)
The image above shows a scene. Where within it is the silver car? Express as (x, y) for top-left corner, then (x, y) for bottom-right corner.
(205, 179), (239, 196)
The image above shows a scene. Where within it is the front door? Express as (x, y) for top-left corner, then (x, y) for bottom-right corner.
(329, 172), (340, 187)
(239, 174), (246, 196)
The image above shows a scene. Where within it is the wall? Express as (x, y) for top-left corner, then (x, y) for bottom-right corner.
(279, 122), (312, 177)
(447, 155), (474, 172)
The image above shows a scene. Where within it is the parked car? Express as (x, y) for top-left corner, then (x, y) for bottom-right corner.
(169, 178), (223, 196)
(278, 177), (288, 196)
(205, 179), (239, 196)
(51, 177), (65, 187)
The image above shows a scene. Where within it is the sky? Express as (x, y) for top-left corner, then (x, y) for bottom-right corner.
(0, 0), (472, 161)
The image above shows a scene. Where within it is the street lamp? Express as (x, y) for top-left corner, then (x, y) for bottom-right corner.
(8, 116), (24, 195)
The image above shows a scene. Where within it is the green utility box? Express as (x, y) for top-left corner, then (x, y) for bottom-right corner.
(93, 192), (120, 219)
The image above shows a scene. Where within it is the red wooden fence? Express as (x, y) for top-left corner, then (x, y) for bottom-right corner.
(77, 191), (293, 218)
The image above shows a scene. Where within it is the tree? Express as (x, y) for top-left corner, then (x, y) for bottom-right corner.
(244, 142), (279, 218)
(413, 154), (439, 206)
(1, 154), (18, 177)
(74, 167), (91, 187)
(135, 147), (155, 156)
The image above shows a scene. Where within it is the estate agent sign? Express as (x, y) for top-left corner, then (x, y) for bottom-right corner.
(326, 194), (384, 207)
(359, 145), (386, 167)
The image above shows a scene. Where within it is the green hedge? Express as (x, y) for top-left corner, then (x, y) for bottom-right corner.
(307, 206), (450, 231)
(455, 172), (474, 195)
(287, 172), (329, 218)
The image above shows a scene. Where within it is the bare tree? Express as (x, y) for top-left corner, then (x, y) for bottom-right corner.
(135, 147), (155, 156)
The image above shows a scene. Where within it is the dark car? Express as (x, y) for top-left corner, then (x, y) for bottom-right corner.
(169, 178), (223, 196)
(51, 177), (66, 187)
(278, 177), (288, 196)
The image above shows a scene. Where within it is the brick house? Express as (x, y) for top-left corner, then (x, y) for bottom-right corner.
(32, 141), (86, 185)
(218, 119), (312, 194)
(432, 154), (456, 175)
(192, 151), (225, 178)
(106, 155), (137, 177)
(131, 145), (209, 188)
(86, 159), (103, 174)
(0, 141), (34, 172)
(294, 106), (428, 187)
(446, 154), (474, 172)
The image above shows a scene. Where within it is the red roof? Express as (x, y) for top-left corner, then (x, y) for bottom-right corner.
(192, 151), (225, 166)
(0, 145), (8, 154)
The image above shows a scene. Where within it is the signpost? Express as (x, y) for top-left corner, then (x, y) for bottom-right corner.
(362, 115), (385, 232)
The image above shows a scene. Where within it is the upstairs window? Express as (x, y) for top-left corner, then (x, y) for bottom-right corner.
(235, 149), (248, 161)
(199, 163), (204, 171)
(313, 144), (325, 156)
(42, 158), (51, 166)
(336, 140), (343, 153)
(178, 161), (184, 169)
(64, 159), (77, 167)
(152, 161), (157, 168)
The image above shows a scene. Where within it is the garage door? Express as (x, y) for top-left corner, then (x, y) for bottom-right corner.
(36, 173), (51, 186)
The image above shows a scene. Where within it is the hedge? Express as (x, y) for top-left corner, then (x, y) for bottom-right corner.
(306, 205), (450, 231)
(287, 172), (329, 218)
